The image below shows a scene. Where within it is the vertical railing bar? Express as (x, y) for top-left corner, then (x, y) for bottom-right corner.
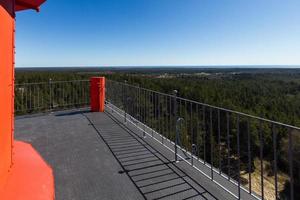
(169, 95), (171, 140)
(196, 103), (199, 159)
(203, 105), (206, 164)
(131, 86), (134, 119)
(210, 107), (213, 180)
(227, 112), (231, 180)
(146, 89), (148, 126)
(49, 79), (52, 111)
(155, 92), (158, 133)
(288, 129), (294, 200)
(21, 85), (24, 112)
(237, 115), (241, 199)
(259, 120), (264, 200)
(179, 98), (182, 117)
(247, 118), (252, 194)
(185, 100), (188, 151)
(33, 85), (35, 110)
(162, 94), (164, 139)
(272, 124), (278, 200)
(173, 90), (178, 161)
(165, 95), (168, 141)
(133, 86), (135, 118)
(37, 85), (40, 110)
(135, 85), (137, 118)
(41, 84), (44, 110)
(141, 88), (144, 124)
(29, 85), (32, 110)
(143, 90), (148, 130)
(123, 81), (127, 123)
(157, 93), (163, 140)
(153, 92), (156, 132)
(79, 81), (82, 105)
(157, 93), (162, 135)
(152, 91), (154, 137)
(158, 94), (162, 142)
(73, 81), (75, 107)
(62, 82), (65, 107)
(164, 95), (167, 142)
(190, 101), (193, 166)
(218, 109), (221, 174)
(138, 84), (141, 123)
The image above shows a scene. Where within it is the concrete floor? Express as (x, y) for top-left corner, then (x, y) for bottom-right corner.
(15, 109), (246, 200)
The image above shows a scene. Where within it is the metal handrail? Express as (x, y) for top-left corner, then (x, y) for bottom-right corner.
(108, 80), (300, 131)
(106, 79), (299, 200)
(14, 79), (90, 115)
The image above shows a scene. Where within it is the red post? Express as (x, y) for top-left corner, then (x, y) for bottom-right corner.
(90, 77), (106, 112)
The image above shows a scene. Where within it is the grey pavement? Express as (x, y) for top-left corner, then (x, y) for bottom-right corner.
(15, 108), (245, 200)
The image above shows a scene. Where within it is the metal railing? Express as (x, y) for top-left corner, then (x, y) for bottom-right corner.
(106, 80), (299, 200)
(15, 80), (90, 115)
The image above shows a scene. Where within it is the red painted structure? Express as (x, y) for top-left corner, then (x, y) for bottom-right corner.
(90, 77), (106, 112)
(0, 0), (54, 199)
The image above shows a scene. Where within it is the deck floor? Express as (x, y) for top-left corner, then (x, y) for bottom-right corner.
(15, 109), (236, 200)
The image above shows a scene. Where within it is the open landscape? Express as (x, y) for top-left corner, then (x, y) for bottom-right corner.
(15, 67), (300, 200)
(1, 1), (299, 199)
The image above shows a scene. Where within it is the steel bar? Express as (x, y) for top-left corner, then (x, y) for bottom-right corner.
(259, 121), (264, 200)
(247, 118), (252, 194)
(210, 107), (213, 180)
(237, 115), (241, 199)
(218, 109), (221, 174)
(227, 112), (231, 180)
(288, 129), (294, 200)
(272, 124), (278, 199)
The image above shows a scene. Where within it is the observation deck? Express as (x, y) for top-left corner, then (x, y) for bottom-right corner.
(15, 109), (235, 200)
(13, 79), (298, 200)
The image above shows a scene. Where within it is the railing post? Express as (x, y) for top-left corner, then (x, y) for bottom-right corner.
(173, 90), (178, 162)
(138, 84), (146, 138)
(124, 80), (127, 123)
(49, 78), (52, 111)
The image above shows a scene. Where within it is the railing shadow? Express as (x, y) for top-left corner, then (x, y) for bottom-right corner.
(84, 113), (219, 200)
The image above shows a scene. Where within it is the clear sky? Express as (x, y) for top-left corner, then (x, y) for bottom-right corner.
(15, 0), (300, 67)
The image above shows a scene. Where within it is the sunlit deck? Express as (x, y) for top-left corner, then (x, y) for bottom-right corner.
(15, 108), (239, 200)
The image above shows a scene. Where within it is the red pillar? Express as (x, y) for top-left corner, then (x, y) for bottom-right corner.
(90, 77), (106, 112)
(0, 0), (15, 189)
(0, 1), (54, 199)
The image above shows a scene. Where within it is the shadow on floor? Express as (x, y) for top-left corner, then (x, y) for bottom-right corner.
(55, 110), (90, 117)
(84, 113), (219, 200)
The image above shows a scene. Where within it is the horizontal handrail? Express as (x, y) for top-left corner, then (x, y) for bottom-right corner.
(109, 79), (300, 131)
(106, 79), (299, 200)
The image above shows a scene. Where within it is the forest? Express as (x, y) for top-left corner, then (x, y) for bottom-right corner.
(15, 67), (300, 200)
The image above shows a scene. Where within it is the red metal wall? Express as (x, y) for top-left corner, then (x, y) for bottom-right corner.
(0, 0), (14, 189)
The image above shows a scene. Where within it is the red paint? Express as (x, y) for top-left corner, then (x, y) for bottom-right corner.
(15, 0), (46, 12)
(90, 77), (106, 112)
(0, 141), (54, 200)
(0, 1), (53, 199)
(0, 1), (15, 189)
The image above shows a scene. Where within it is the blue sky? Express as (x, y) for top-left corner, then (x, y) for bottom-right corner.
(16, 0), (300, 67)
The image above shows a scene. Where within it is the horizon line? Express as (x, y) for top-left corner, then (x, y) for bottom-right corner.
(15, 64), (300, 69)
